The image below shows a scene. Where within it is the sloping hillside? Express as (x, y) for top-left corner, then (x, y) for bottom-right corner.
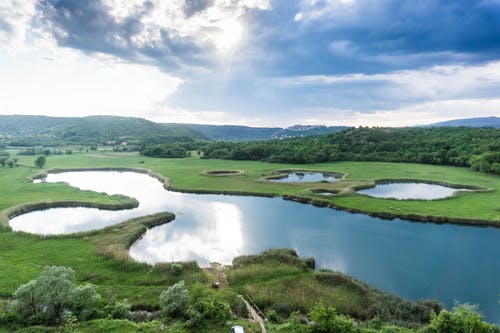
(0, 115), (205, 145)
(428, 116), (500, 128)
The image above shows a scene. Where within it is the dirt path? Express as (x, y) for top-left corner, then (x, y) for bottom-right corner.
(240, 295), (267, 333)
(203, 263), (266, 333)
(203, 262), (229, 288)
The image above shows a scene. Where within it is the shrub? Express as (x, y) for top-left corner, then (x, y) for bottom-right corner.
(34, 155), (46, 169)
(190, 295), (231, 325)
(304, 257), (316, 270)
(185, 305), (204, 328)
(269, 311), (309, 333)
(159, 281), (189, 318)
(267, 309), (281, 323)
(371, 293), (440, 326)
(9, 266), (101, 325)
(225, 293), (248, 318)
(73, 284), (102, 321)
(426, 304), (499, 333)
(308, 305), (355, 333)
(109, 300), (131, 319)
(170, 263), (183, 275)
(269, 303), (295, 318)
(187, 283), (231, 326)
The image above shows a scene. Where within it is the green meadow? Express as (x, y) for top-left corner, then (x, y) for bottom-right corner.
(0, 151), (498, 332)
(4, 151), (498, 226)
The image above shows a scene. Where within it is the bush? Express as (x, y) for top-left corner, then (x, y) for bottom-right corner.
(108, 300), (131, 319)
(185, 305), (204, 328)
(187, 283), (231, 326)
(269, 311), (309, 333)
(170, 263), (183, 276)
(371, 293), (440, 326)
(267, 309), (281, 323)
(159, 281), (189, 318)
(72, 283), (101, 321)
(304, 257), (316, 270)
(225, 293), (248, 318)
(426, 304), (499, 333)
(308, 305), (355, 333)
(9, 266), (101, 325)
(190, 295), (231, 325)
(34, 155), (46, 169)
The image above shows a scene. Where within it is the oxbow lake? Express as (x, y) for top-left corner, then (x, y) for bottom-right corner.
(357, 182), (472, 200)
(9, 171), (500, 323)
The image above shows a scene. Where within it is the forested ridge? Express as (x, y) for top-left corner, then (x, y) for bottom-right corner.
(140, 127), (500, 173)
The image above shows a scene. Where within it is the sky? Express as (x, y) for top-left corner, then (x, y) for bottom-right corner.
(1, 0), (500, 127)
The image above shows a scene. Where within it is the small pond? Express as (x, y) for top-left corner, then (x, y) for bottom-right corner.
(8, 171), (500, 323)
(270, 172), (339, 183)
(357, 182), (472, 200)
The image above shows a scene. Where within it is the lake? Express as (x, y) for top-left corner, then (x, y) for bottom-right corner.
(9, 171), (500, 322)
(357, 182), (471, 200)
(269, 172), (339, 183)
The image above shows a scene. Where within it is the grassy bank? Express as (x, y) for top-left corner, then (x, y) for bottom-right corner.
(0, 212), (206, 307)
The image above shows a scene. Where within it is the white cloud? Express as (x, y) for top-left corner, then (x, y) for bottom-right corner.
(275, 98), (500, 127)
(0, 49), (181, 118)
(143, 106), (268, 126)
(327, 99), (500, 127)
(101, 0), (269, 53)
(295, 0), (359, 23)
(0, 0), (36, 50)
(277, 61), (500, 105)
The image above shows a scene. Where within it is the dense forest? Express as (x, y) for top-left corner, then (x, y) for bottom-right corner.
(177, 124), (348, 141)
(140, 127), (500, 174)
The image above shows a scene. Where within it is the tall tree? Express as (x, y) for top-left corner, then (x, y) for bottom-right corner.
(34, 155), (46, 169)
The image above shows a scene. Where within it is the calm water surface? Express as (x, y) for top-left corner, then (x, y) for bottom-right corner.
(358, 182), (471, 200)
(9, 171), (500, 322)
(270, 172), (339, 183)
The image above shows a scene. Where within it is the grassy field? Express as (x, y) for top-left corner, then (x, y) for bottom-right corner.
(0, 151), (498, 331)
(7, 151), (498, 224)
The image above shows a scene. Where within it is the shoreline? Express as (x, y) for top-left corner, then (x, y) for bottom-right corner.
(1, 167), (498, 232)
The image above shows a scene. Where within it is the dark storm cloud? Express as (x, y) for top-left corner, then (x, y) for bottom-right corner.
(34, 0), (500, 76)
(325, 0), (500, 55)
(245, 0), (500, 75)
(36, 0), (206, 69)
(183, 0), (214, 17)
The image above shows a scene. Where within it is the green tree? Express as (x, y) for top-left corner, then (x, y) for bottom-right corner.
(308, 305), (354, 333)
(427, 304), (498, 333)
(170, 263), (183, 275)
(10, 266), (101, 325)
(34, 155), (46, 169)
(159, 280), (190, 318)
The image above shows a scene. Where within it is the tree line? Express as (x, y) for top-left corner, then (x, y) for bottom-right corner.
(140, 127), (500, 174)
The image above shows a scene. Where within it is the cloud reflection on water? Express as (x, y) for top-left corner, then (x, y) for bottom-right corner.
(130, 201), (244, 265)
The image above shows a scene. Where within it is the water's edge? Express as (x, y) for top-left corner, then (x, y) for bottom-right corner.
(2, 167), (498, 231)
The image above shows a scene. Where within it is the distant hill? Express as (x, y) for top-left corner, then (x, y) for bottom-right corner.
(0, 115), (348, 146)
(172, 124), (280, 141)
(428, 116), (500, 128)
(166, 123), (348, 141)
(272, 125), (348, 139)
(0, 115), (205, 146)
